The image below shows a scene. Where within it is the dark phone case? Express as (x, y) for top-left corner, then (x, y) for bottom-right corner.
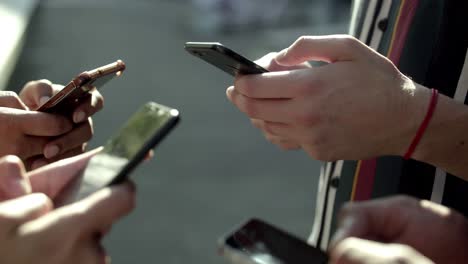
(54, 103), (180, 207)
(185, 42), (268, 76)
(110, 114), (179, 185)
(36, 60), (126, 116)
(220, 218), (328, 264)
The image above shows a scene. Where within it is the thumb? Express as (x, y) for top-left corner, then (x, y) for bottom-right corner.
(0, 193), (53, 228)
(275, 35), (364, 66)
(0, 156), (31, 201)
(19, 79), (59, 109)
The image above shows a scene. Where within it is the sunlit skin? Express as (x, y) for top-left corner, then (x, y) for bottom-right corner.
(227, 35), (468, 180)
(0, 150), (135, 264)
(328, 196), (468, 264)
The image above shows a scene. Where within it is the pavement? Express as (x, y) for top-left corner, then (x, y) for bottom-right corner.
(7, 1), (348, 263)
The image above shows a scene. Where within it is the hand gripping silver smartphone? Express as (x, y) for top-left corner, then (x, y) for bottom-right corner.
(54, 102), (180, 206)
(219, 218), (328, 264)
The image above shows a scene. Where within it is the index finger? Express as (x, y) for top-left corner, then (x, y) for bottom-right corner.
(10, 109), (73, 136)
(234, 68), (319, 99)
(27, 148), (102, 198)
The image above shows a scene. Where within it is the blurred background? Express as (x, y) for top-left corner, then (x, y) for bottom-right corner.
(3, 0), (350, 263)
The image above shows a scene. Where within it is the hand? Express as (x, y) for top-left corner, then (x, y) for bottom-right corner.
(19, 80), (104, 168)
(0, 106), (73, 166)
(227, 35), (430, 160)
(0, 148), (100, 202)
(0, 183), (135, 264)
(329, 196), (468, 264)
(330, 237), (434, 264)
(242, 52), (311, 151)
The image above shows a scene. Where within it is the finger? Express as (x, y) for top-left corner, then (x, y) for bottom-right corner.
(0, 193), (52, 230)
(19, 79), (56, 109)
(43, 118), (93, 159)
(275, 35), (366, 66)
(77, 182), (136, 231)
(73, 89), (104, 123)
(0, 156), (31, 200)
(330, 196), (419, 249)
(29, 146), (86, 170)
(0, 91), (28, 110)
(28, 183), (135, 238)
(254, 52), (312, 72)
(250, 119), (301, 149)
(226, 87), (293, 122)
(7, 108), (73, 136)
(16, 135), (50, 159)
(27, 147), (103, 198)
(330, 238), (434, 264)
(265, 134), (301, 150)
(233, 68), (320, 99)
(261, 121), (313, 142)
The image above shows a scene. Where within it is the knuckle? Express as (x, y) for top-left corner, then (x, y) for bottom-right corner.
(293, 110), (319, 126)
(37, 79), (53, 86)
(235, 77), (254, 97)
(0, 155), (24, 175)
(0, 91), (22, 105)
(294, 36), (309, 48)
(241, 98), (259, 117)
(391, 195), (417, 208)
(339, 35), (361, 51)
(49, 117), (72, 134)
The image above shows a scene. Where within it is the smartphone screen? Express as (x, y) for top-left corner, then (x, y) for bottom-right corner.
(220, 219), (328, 264)
(54, 102), (180, 206)
(185, 42), (268, 77)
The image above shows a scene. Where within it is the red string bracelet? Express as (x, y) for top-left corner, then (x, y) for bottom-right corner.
(403, 88), (439, 160)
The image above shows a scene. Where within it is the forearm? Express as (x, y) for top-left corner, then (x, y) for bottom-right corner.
(410, 83), (468, 180)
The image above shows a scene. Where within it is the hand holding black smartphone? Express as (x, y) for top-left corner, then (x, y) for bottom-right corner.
(219, 218), (328, 264)
(54, 102), (180, 206)
(185, 42), (268, 77)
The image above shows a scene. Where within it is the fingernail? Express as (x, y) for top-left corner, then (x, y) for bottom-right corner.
(73, 111), (86, 123)
(226, 86), (234, 99)
(44, 145), (60, 159)
(39, 96), (50, 106)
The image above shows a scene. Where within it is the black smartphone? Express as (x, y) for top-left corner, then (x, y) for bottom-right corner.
(184, 42), (268, 76)
(36, 60), (126, 115)
(219, 218), (328, 264)
(54, 102), (180, 206)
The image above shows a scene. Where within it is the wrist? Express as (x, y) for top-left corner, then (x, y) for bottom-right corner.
(386, 79), (432, 157)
